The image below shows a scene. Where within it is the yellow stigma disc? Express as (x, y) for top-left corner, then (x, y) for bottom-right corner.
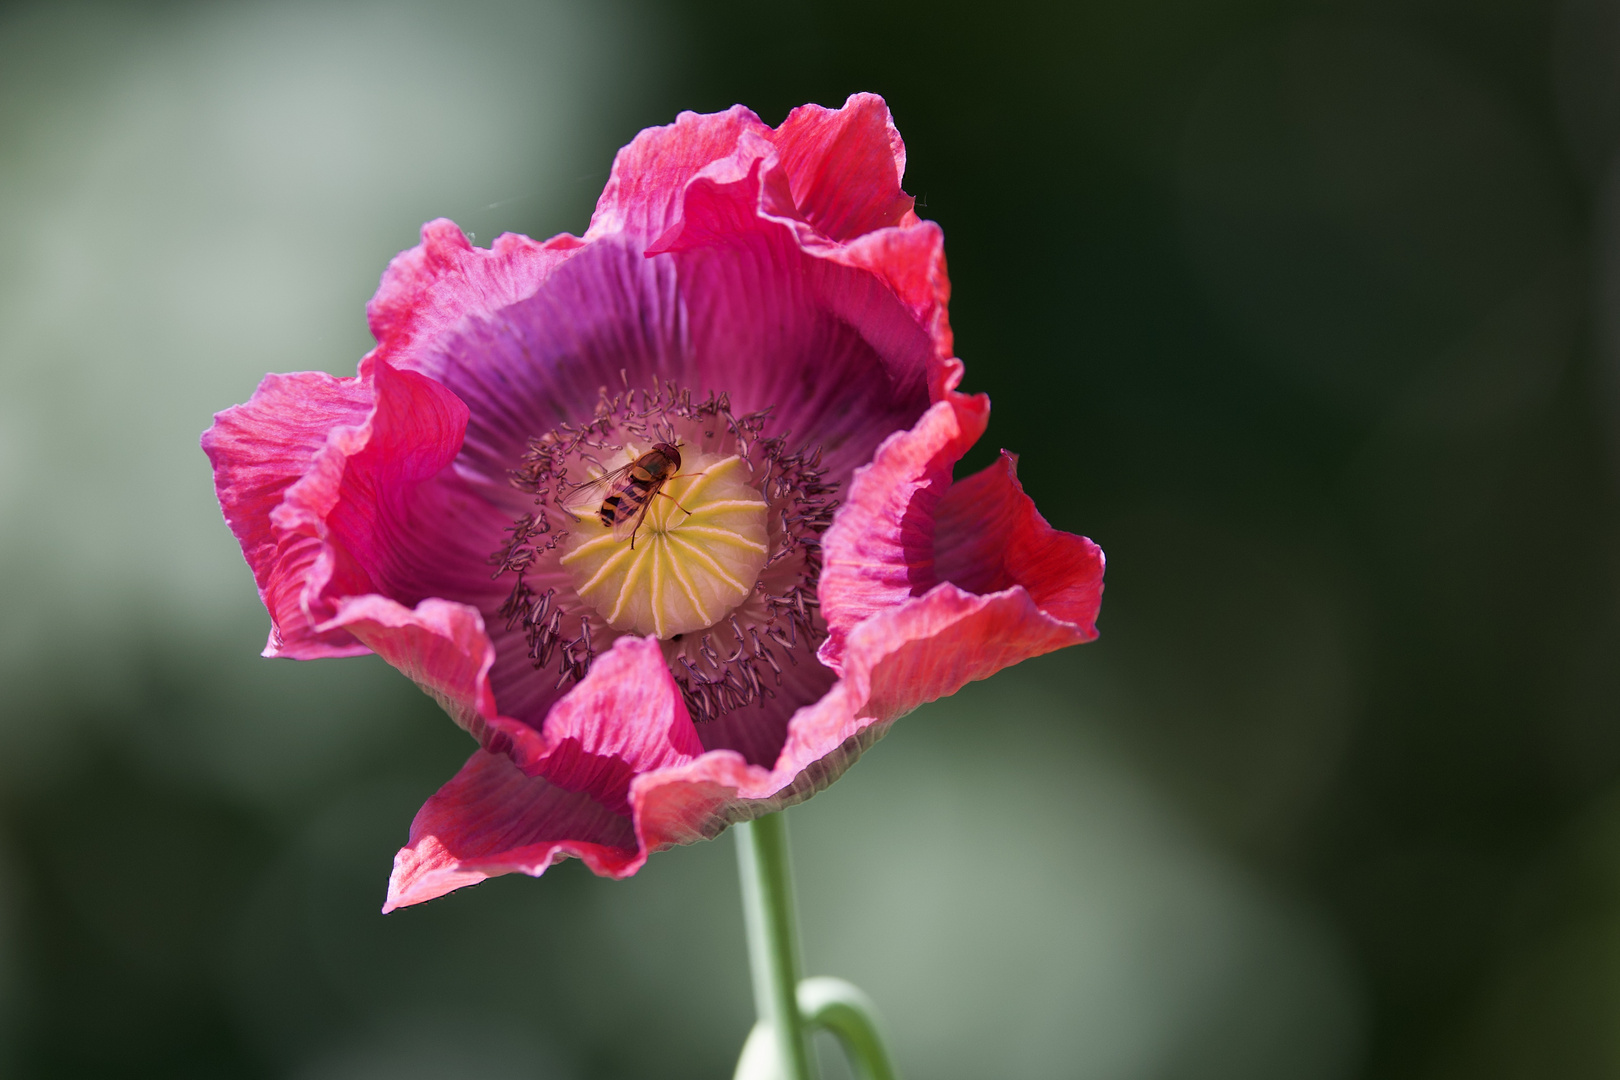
(559, 452), (770, 639)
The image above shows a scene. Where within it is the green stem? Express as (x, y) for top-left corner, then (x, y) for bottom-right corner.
(797, 977), (899, 1080)
(733, 813), (902, 1080)
(735, 813), (813, 1080)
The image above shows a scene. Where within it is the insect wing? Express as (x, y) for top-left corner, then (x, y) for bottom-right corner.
(557, 462), (636, 521)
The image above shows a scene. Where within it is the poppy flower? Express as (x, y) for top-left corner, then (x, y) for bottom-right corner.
(202, 93), (1104, 910)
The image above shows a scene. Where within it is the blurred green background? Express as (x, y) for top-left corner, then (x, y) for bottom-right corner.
(2, 0), (1618, 1076)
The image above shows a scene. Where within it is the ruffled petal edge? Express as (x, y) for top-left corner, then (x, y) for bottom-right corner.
(611, 93), (955, 372)
(934, 451), (1105, 636)
(202, 371), (376, 659)
(367, 219), (585, 379)
(816, 389), (989, 668)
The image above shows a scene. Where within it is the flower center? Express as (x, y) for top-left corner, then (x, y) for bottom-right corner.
(493, 383), (837, 722)
(558, 449), (770, 638)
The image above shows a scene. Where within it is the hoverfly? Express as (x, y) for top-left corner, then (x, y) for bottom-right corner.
(562, 441), (695, 549)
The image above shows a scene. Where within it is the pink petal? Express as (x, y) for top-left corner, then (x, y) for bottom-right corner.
(527, 636), (706, 804)
(270, 359), (474, 623)
(816, 393), (991, 670)
(772, 92), (915, 242)
(836, 221), (955, 369)
(202, 371), (374, 658)
(642, 135), (780, 254)
(638, 96), (953, 380)
(384, 637), (713, 907)
(367, 219), (583, 379)
(384, 749), (641, 911)
(772, 582), (1088, 788)
(830, 581), (1095, 724)
(272, 356), (567, 732)
(765, 94), (954, 371)
(206, 355), (527, 721)
(586, 105), (774, 242)
(934, 451), (1105, 636)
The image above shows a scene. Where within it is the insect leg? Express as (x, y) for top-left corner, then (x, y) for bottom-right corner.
(654, 489), (699, 519)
